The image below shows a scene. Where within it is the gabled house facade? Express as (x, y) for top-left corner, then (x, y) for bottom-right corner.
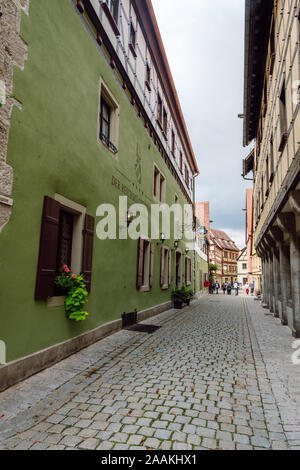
(237, 247), (248, 286)
(208, 230), (239, 285)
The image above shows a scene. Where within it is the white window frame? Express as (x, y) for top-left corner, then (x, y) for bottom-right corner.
(161, 246), (170, 290)
(98, 77), (120, 157)
(47, 194), (86, 308)
(140, 239), (151, 292)
(186, 256), (192, 286)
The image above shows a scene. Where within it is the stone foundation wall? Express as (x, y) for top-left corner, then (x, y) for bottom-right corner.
(0, 301), (172, 392)
(0, 0), (29, 231)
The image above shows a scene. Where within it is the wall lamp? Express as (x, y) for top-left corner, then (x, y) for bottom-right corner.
(174, 240), (179, 249)
(127, 211), (134, 227)
(159, 233), (166, 244)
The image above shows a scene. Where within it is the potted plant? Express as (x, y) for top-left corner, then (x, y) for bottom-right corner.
(172, 288), (184, 309)
(55, 266), (89, 322)
(179, 286), (194, 305)
(172, 287), (194, 308)
(184, 287), (194, 306)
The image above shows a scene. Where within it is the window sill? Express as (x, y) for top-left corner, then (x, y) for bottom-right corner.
(139, 286), (150, 293)
(99, 135), (118, 156)
(161, 284), (169, 291)
(100, 2), (120, 36)
(153, 195), (165, 204)
(47, 296), (66, 308)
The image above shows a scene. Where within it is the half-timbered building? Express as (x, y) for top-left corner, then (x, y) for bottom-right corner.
(242, 0), (300, 336)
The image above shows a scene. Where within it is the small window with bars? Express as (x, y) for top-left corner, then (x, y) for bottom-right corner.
(98, 81), (119, 155)
(100, 97), (111, 146)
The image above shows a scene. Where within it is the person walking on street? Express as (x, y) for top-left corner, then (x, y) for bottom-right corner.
(222, 283), (226, 295)
(215, 282), (220, 295)
(245, 283), (249, 296)
(234, 281), (239, 296)
(250, 281), (255, 295)
(227, 283), (232, 295)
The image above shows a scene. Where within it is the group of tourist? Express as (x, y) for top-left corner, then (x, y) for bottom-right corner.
(206, 281), (255, 296)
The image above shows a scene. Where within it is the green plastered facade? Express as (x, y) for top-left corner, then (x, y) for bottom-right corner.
(0, 0), (196, 363)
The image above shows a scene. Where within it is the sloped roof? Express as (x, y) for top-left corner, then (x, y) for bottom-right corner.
(209, 229), (240, 252)
(243, 0), (274, 146)
(134, 0), (199, 174)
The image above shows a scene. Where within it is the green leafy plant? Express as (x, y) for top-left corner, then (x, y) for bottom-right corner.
(209, 263), (218, 283)
(172, 286), (194, 303)
(55, 266), (89, 322)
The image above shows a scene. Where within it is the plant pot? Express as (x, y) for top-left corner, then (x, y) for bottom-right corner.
(186, 299), (191, 306)
(174, 299), (184, 309)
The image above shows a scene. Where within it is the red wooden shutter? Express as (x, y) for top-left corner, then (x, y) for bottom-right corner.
(185, 257), (188, 285)
(137, 238), (144, 289)
(168, 250), (172, 287)
(149, 242), (154, 288)
(35, 196), (61, 300)
(160, 247), (165, 287)
(82, 214), (95, 293)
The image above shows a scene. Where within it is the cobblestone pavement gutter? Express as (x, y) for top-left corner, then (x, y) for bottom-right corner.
(0, 295), (299, 450)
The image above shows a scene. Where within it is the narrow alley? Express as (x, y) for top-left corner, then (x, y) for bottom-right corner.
(0, 295), (299, 451)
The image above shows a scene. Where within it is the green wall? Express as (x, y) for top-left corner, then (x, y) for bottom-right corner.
(0, 0), (193, 363)
(194, 255), (209, 294)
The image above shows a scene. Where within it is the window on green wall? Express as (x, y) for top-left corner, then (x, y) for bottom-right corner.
(153, 165), (166, 203)
(98, 80), (120, 155)
(185, 257), (192, 286)
(100, 98), (111, 145)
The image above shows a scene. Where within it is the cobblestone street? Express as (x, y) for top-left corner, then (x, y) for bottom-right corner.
(0, 295), (300, 451)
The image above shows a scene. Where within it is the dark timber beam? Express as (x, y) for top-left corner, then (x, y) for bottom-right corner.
(277, 213), (296, 234)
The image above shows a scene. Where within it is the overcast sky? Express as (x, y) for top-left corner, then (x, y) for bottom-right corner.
(151, 0), (252, 248)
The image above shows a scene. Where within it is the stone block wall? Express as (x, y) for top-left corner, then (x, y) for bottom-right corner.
(0, 0), (29, 231)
